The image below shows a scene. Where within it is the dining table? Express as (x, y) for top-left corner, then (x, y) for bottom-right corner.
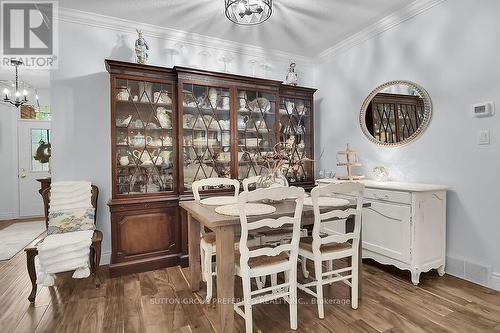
(180, 198), (370, 333)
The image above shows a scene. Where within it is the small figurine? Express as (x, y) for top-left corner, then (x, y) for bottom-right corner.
(284, 62), (298, 86)
(135, 29), (149, 64)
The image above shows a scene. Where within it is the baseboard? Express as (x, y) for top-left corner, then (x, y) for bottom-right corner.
(490, 273), (500, 291)
(445, 255), (499, 291)
(0, 212), (18, 220)
(101, 251), (111, 265)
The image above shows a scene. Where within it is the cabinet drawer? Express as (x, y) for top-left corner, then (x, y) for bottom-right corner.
(365, 188), (411, 204)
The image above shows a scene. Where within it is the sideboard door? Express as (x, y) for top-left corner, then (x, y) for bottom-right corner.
(362, 201), (412, 264)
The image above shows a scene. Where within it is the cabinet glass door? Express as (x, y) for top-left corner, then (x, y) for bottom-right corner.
(182, 84), (231, 191)
(237, 90), (277, 180)
(114, 78), (175, 195)
(279, 96), (314, 184)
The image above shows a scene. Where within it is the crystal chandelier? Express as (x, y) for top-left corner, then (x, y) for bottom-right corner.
(225, 0), (273, 25)
(2, 59), (30, 108)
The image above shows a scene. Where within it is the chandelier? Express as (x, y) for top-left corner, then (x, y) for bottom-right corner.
(2, 59), (30, 108)
(225, 0), (273, 25)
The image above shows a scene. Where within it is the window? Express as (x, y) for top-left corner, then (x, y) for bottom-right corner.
(31, 129), (51, 172)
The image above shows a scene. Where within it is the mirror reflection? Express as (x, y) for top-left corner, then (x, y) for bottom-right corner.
(360, 81), (431, 146)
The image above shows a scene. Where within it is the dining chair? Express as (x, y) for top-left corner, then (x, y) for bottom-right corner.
(298, 182), (364, 318)
(242, 175), (261, 192)
(192, 177), (240, 302)
(235, 186), (305, 333)
(242, 176), (308, 247)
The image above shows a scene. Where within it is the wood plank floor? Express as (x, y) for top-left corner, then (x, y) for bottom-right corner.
(1, 245), (500, 333)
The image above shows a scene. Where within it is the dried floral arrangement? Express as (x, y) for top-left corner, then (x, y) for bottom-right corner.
(244, 137), (314, 177)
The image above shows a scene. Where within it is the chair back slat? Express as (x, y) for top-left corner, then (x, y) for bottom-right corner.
(245, 216), (297, 231)
(248, 245), (293, 258)
(242, 176), (261, 192)
(192, 178), (240, 202)
(320, 208), (360, 221)
(238, 186), (305, 271)
(310, 182), (364, 252)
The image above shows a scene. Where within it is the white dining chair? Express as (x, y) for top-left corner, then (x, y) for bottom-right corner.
(192, 177), (240, 302)
(235, 186), (305, 333)
(298, 182), (365, 318)
(242, 176), (308, 247)
(242, 175), (261, 192)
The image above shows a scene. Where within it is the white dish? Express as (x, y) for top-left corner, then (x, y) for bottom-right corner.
(303, 197), (350, 207)
(200, 196), (237, 206)
(248, 97), (271, 113)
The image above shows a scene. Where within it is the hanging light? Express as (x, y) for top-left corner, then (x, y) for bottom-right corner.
(2, 59), (29, 108)
(225, 0), (272, 25)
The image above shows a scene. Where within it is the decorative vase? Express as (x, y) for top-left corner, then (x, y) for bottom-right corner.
(372, 166), (390, 182)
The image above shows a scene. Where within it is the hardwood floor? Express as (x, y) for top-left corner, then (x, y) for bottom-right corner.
(1, 245), (500, 333)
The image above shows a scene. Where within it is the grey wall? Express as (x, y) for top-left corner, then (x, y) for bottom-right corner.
(314, 0), (500, 288)
(0, 104), (17, 219)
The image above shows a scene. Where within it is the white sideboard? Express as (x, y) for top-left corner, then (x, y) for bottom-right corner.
(317, 179), (447, 285)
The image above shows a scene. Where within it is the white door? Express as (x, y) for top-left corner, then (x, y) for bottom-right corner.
(18, 120), (51, 217)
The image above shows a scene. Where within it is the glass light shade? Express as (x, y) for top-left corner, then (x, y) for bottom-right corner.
(225, 0), (272, 25)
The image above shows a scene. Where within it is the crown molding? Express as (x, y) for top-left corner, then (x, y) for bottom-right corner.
(57, 7), (312, 66)
(316, 0), (447, 62)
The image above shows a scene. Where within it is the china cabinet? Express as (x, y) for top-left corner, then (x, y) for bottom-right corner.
(106, 60), (316, 276)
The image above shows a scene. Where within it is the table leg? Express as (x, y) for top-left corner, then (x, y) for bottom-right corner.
(346, 216), (362, 300)
(215, 225), (235, 333)
(188, 213), (201, 292)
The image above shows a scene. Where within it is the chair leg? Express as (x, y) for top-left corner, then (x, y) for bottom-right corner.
(289, 268), (298, 330)
(92, 241), (101, 288)
(314, 259), (324, 319)
(242, 276), (253, 333)
(351, 253), (359, 309)
(327, 260), (333, 285)
(204, 248), (213, 302)
(200, 245), (206, 282)
(26, 249), (38, 303)
(255, 276), (265, 289)
(271, 273), (278, 294)
(301, 256), (309, 278)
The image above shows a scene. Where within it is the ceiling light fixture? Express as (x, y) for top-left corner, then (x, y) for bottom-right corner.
(2, 60), (29, 108)
(225, 0), (272, 25)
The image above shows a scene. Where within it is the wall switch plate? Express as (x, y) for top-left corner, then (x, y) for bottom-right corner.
(477, 129), (490, 145)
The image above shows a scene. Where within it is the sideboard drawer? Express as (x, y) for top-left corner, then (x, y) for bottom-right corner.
(365, 188), (411, 204)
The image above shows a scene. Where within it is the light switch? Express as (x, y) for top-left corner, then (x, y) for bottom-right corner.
(477, 129), (490, 145)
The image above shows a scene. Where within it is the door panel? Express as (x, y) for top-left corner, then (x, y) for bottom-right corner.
(18, 120), (51, 217)
(114, 206), (179, 260)
(362, 201), (412, 264)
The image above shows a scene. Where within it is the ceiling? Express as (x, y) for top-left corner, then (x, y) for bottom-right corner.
(59, 0), (414, 57)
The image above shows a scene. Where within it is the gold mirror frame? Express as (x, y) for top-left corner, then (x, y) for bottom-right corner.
(359, 80), (432, 147)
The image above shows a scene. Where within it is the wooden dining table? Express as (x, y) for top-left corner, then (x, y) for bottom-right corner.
(180, 199), (370, 333)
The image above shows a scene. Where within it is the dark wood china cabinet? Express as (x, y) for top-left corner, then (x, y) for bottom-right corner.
(106, 60), (316, 276)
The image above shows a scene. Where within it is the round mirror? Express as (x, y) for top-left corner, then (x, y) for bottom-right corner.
(360, 81), (432, 147)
